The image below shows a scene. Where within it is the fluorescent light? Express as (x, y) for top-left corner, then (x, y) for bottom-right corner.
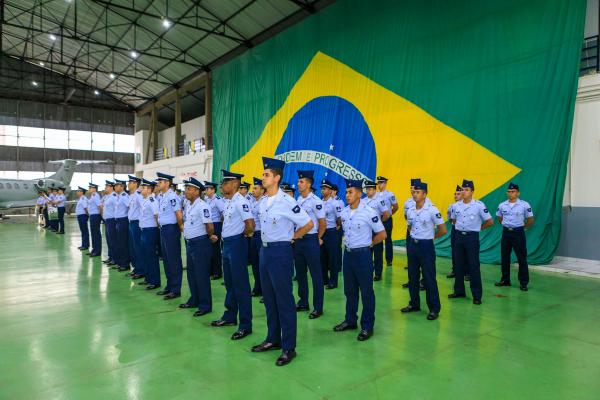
(109, 73), (116, 79)
(94, 90), (100, 96)
(130, 50), (138, 59)
(31, 81), (38, 87)
(39, 62), (45, 66)
(162, 19), (171, 28)
(49, 34), (57, 41)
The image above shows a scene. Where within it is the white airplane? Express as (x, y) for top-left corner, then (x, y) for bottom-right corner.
(0, 159), (112, 210)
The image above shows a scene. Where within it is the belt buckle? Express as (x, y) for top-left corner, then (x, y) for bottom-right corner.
(461, 231), (467, 235)
(262, 242), (268, 247)
(346, 247), (351, 252)
(413, 239), (419, 243)
(508, 228), (514, 231)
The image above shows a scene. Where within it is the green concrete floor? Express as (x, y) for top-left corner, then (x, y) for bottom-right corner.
(1, 217), (599, 400)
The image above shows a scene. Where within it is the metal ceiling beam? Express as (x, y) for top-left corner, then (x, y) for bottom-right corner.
(93, 0), (247, 44)
(287, 0), (317, 13)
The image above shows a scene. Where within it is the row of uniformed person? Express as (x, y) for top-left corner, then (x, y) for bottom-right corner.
(65, 165), (535, 366)
(37, 187), (67, 233)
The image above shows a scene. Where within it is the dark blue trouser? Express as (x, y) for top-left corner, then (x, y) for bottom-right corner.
(501, 227), (529, 285)
(343, 247), (376, 331)
(221, 234), (252, 330)
(43, 207), (49, 227)
(105, 218), (116, 260)
(160, 223), (183, 294)
(321, 228), (341, 286)
(141, 227), (160, 286)
(115, 217), (130, 269)
(185, 235), (213, 312)
(407, 238), (441, 313)
(372, 241), (384, 278)
(89, 214), (102, 255)
(454, 231), (482, 300)
(57, 207), (65, 233)
(210, 222), (223, 277)
(260, 242), (296, 350)
(450, 225), (457, 273)
(383, 218), (393, 264)
(250, 231), (262, 294)
(294, 233), (324, 312)
(128, 220), (142, 275)
(77, 214), (90, 249)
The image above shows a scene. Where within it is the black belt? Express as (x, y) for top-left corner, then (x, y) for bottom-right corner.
(503, 226), (524, 232)
(185, 234), (208, 242)
(457, 230), (479, 236)
(345, 246), (371, 253)
(411, 238), (433, 244)
(223, 233), (244, 242)
(140, 226), (158, 231)
(262, 241), (291, 248)
(296, 233), (318, 240)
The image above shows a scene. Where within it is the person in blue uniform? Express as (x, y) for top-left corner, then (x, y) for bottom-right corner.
(75, 187), (89, 251)
(402, 178), (430, 290)
(210, 169), (255, 341)
(127, 176), (144, 280)
(179, 177), (218, 316)
(364, 180), (391, 281)
(205, 181), (225, 280)
(376, 176), (399, 266)
(331, 184), (344, 275)
(101, 181), (117, 266)
(295, 170), (326, 319)
(448, 179), (493, 304)
(401, 182), (447, 320)
(251, 157), (313, 366)
(87, 183), (102, 257)
(36, 191), (47, 227)
(54, 187), (67, 234)
(249, 178), (267, 297)
(138, 179), (161, 290)
(155, 172), (184, 300)
(45, 188), (57, 231)
(495, 182), (534, 291)
(113, 179), (131, 272)
(320, 179), (342, 289)
(334, 179), (386, 341)
(446, 185), (463, 278)
(239, 181), (253, 264)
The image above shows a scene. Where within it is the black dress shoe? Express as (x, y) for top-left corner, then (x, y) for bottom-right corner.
(308, 311), (323, 319)
(102, 259), (112, 264)
(373, 276), (382, 281)
(131, 274), (144, 280)
(400, 305), (421, 313)
(473, 299), (482, 305)
(448, 293), (467, 299)
(357, 330), (373, 341)
(211, 319), (236, 327)
(146, 284), (160, 290)
(89, 253), (100, 258)
(251, 342), (281, 352)
(137, 281), (149, 286)
(157, 290), (169, 295)
(275, 350), (296, 366)
(179, 303), (194, 309)
(117, 267), (130, 272)
(402, 282), (409, 289)
(326, 284), (337, 290)
(78, 247), (88, 250)
(164, 293), (181, 300)
(520, 285), (528, 291)
(193, 310), (211, 317)
(296, 305), (309, 312)
(259, 297), (264, 304)
(57, 231), (65, 235)
(333, 321), (357, 332)
(446, 272), (456, 278)
(427, 312), (439, 320)
(495, 281), (511, 287)
(231, 329), (252, 340)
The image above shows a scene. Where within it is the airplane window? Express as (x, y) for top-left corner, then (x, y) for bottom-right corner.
(14, 183), (20, 189)
(6, 183), (12, 189)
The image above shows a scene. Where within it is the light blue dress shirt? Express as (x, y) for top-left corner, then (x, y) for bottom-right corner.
(406, 202), (445, 240)
(340, 202), (385, 249)
(496, 199), (533, 228)
(222, 192), (253, 238)
(259, 189), (311, 243)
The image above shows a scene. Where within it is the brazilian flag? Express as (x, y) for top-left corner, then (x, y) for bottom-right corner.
(212, 0), (586, 264)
